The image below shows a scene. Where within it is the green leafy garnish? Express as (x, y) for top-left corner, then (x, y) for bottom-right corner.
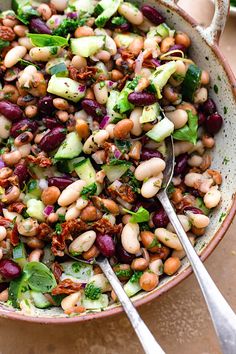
(27, 33), (68, 47)
(81, 183), (97, 199)
(122, 170), (141, 193)
(115, 268), (133, 279)
(111, 16), (127, 25)
(173, 111), (198, 145)
(0, 39), (10, 50)
(114, 139), (131, 154)
(16, 5), (39, 25)
(130, 271), (143, 283)
(109, 158), (131, 167)
(18, 59), (40, 69)
(53, 18), (86, 37)
(55, 223), (62, 235)
(123, 207), (150, 223)
(84, 282), (102, 300)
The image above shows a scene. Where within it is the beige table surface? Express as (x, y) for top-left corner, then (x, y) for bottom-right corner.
(1, 1), (236, 353)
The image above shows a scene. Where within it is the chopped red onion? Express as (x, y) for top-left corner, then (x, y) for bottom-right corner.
(43, 205), (54, 216)
(0, 159), (6, 169)
(99, 115), (110, 129)
(114, 148), (122, 159)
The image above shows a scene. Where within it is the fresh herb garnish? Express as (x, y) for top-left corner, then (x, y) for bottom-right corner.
(27, 33), (68, 47)
(114, 139), (131, 154)
(16, 5), (39, 25)
(219, 212), (226, 223)
(55, 223), (62, 235)
(213, 84), (219, 94)
(115, 268), (133, 278)
(123, 207), (150, 223)
(53, 18), (86, 37)
(81, 183), (97, 199)
(18, 59), (40, 69)
(84, 282), (102, 300)
(130, 271), (143, 283)
(173, 111), (198, 145)
(111, 16), (127, 26)
(0, 39), (10, 51)
(109, 158), (131, 167)
(123, 170), (141, 193)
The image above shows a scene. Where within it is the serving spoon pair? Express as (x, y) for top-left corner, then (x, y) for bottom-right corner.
(67, 135), (236, 354)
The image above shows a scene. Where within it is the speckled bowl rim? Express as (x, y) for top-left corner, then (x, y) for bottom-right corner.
(1, 1), (236, 324)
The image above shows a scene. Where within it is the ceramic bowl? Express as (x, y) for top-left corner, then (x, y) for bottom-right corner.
(0, 0), (235, 323)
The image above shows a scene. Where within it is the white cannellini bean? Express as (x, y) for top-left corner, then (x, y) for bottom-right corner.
(184, 173), (213, 194)
(141, 174), (163, 198)
(51, 0), (68, 12)
(149, 259), (164, 275)
(83, 130), (109, 154)
(155, 228), (183, 251)
(165, 109), (188, 129)
(17, 144), (31, 157)
(76, 197), (89, 210)
(130, 108), (143, 136)
(174, 141), (194, 156)
(118, 3), (144, 25)
(18, 37), (34, 50)
(29, 47), (61, 62)
(0, 226), (7, 241)
(65, 206), (80, 221)
(69, 230), (96, 254)
(121, 222), (140, 254)
(204, 186), (221, 209)
(187, 155), (203, 167)
(88, 274), (111, 292)
(4, 46), (27, 68)
(172, 235), (195, 259)
(134, 158), (166, 181)
(58, 180), (86, 206)
(188, 213), (210, 228)
(167, 215), (191, 233)
(194, 87), (208, 104)
(93, 83), (108, 104)
(61, 292), (82, 311)
(0, 115), (11, 139)
(3, 209), (22, 222)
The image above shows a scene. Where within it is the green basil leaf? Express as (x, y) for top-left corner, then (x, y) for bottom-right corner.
(123, 206), (150, 223)
(173, 111), (198, 145)
(27, 33), (68, 47)
(23, 262), (57, 293)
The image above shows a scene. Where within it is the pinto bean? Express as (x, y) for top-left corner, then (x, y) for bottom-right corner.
(113, 119), (134, 139)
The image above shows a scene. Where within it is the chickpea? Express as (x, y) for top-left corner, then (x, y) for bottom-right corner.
(175, 32), (191, 48)
(131, 258), (148, 271)
(82, 245), (100, 260)
(53, 98), (69, 111)
(164, 257), (181, 275)
(25, 105), (38, 118)
(74, 26), (94, 38)
(140, 231), (160, 252)
(111, 69), (123, 81)
(139, 272), (159, 291)
(201, 70), (210, 85)
(160, 37), (175, 53)
(75, 119), (90, 139)
(41, 186), (60, 205)
(80, 206), (102, 222)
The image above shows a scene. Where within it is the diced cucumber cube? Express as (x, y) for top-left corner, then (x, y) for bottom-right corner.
(47, 76), (86, 103)
(146, 117), (174, 142)
(54, 132), (83, 160)
(70, 36), (105, 57)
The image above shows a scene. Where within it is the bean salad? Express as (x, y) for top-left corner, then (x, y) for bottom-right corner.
(0, 0), (223, 315)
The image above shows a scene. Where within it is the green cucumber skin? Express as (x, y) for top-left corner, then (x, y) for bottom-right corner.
(54, 132), (83, 160)
(182, 64), (202, 102)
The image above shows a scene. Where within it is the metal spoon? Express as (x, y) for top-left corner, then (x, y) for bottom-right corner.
(66, 252), (165, 354)
(158, 135), (236, 354)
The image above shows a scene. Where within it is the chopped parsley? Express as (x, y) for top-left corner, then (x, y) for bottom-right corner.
(81, 183), (97, 199)
(122, 170), (141, 193)
(114, 139), (131, 154)
(111, 16), (127, 26)
(84, 283), (102, 300)
(55, 223), (62, 235)
(0, 39), (10, 51)
(53, 18), (86, 37)
(213, 84), (219, 94)
(130, 271), (143, 283)
(115, 268), (133, 279)
(224, 106), (228, 114)
(223, 156), (230, 165)
(219, 212), (226, 223)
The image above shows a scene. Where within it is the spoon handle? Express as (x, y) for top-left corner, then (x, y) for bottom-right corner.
(158, 190), (236, 354)
(97, 257), (165, 354)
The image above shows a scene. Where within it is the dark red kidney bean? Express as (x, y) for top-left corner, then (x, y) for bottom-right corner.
(14, 163), (29, 188)
(128, 92), (157, 106)
(152, 208), (169, 228)
(183, 206), (204, 215)
(42, 117), (63, 129)
(141, 5), (165, 25)
(201, 98), (217, 115)
(134, 198), (160, 213)
(0, 282), (8, 292)
(81, 99), (106, 121)
(38, 95), (54, 116)
(169, 44), (186, 54)
(39, 127), (66, 152)
(141, 148), (163, 161)
(116, 243), (135, 264)
(48, 177), (74, 190)
(96, 234), (116, 257)
(205, 113), (223, 135)
(0, 259), (21, 280)
(174, 153), (188, 176)
(198, 111), (206, 126)
(10, 119), (38, 138)
(0, 101), (23, 122)
(30, 18), (52, 34)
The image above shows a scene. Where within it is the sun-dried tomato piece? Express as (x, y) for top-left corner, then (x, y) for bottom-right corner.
(9, 223), (19, 246)
(107, 184), (135, 203)
(51, 262), (63, 283)
(38, 223), (53, 241)
(27, 154), (52, 168)
(92, 218), (122, 235)
(51, 279), (82, 295)
(0, 26), (15, 41)
(8, 202), (26, 214)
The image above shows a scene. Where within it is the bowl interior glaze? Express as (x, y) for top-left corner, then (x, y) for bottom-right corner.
(0, 0), (236, 322)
